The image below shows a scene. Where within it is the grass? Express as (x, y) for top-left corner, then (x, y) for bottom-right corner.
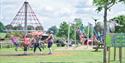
(0, 46), (125, 63)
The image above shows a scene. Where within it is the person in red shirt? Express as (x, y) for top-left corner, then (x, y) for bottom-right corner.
(23, 35), (30, 55)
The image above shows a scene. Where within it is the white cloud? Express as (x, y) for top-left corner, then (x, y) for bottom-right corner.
(1, 0), (125, 30)
(107, 3), (125, 20)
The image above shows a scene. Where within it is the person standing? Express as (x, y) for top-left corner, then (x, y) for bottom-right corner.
(23, 35), (30, 55)
(33, 35), (42, 54)
(46, 31), (54, 54)
(11, 35), (19, 51)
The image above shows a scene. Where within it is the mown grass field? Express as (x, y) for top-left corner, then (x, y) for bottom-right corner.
(0, 46), (125, 63)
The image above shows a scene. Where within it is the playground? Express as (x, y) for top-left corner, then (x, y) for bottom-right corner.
(0, 0), (125, 63)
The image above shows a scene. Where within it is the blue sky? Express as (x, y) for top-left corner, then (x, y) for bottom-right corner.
(0, 0), (125, 30)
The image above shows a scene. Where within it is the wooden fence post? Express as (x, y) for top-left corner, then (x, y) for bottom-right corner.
(108, 47), (110, 63)
(119, 47), (122, 63)
(114, 47), (116, 61)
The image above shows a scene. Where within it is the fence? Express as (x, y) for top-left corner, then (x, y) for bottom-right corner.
(106, 33), (125, 47)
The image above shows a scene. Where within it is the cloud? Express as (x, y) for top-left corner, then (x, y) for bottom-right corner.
(107, 3), (125, 20)
(1, 0), (125, 30)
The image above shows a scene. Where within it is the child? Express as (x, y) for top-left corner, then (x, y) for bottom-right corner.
(23, 35), (30, 55)
(11, 35), (19, 51)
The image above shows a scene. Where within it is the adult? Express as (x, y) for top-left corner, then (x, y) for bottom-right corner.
(33, 35), (42, 54)
(46, 31), (54, 54)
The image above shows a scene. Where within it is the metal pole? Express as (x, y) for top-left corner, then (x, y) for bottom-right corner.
(87, 23), (90, 47)
(24, 1), (28, 35)
(75, 27), (76, 46)
(89, 24), (93, 46)
(88, 23), (90, 39)
(68, 23), (70, 48)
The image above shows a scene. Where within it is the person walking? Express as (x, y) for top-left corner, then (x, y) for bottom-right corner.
(46, 31), (54, 54)
(10, 35), (19, 51)
(33, 35), (42, 54)
(23, 35), (30, 55)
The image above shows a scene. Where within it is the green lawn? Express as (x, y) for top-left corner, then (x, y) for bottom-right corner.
(0, 46), (125, 63)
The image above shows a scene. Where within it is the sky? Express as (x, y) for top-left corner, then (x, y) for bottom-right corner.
(0, 0), (125, 31)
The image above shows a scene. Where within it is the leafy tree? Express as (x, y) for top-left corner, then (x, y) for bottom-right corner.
(70, 24), (76, 40)
(27, 25), (34, 30)
(57, 21), (77, 40)
(57, 18), (83, 39)
(74, 18), (83, 28)
(6, 32), (24, 38)
(47, 26), (58, 35)
(111, 15), (125, 32)
(35, 26), (43, 30)
(93, 0), (125, 33)
(0, 22), (5, 32)
(5, 24), (13, 30)
(57, 22), (68, 39)
(93, 0), (125, 63)
(13, 24), (23, 30)
(57, 19), (84, 43)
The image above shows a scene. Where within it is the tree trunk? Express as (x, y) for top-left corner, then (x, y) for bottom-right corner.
(103, 3), (108, 63)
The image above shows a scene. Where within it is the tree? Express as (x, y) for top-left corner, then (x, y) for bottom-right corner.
(27, 25), (34, 30)
(47, 26), (58, 35)
(111, 15), (125, 32)
(6, 31), (24, 38)
(57, 21), (76, 40)
(93, 0), (125, 63)
(57, 22), (68, 38)
(35, 26), (43, 30)
(0, 22), (5, 32)
(5, 24), (13, 30)
(70, 24), (76, 40)
(13, 24), (23, 30)
(74, 18), (83, 28)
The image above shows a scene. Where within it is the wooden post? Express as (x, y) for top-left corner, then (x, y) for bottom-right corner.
(108, 47), (110, 63)
(119, 47), (122, 63)
(114, 47), (116, 61)
(0, 41), (3, 48)
(0, 41), (1, 48)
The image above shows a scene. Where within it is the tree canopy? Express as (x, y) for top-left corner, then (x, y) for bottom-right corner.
(0, 22), (5, 32)
(47, 26), (58, 35)
(56, 22), (68, 39)
(111, 15), (125, 32)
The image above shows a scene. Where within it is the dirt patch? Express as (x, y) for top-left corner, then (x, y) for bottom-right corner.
(51, 52), (75, 56)
(55, 46), (94, 51)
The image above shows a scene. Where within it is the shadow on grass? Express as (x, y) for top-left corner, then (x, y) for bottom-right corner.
(0, 53), (52, 56)
(40, 62), (74, 63)
(91, 50), (102, 52)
